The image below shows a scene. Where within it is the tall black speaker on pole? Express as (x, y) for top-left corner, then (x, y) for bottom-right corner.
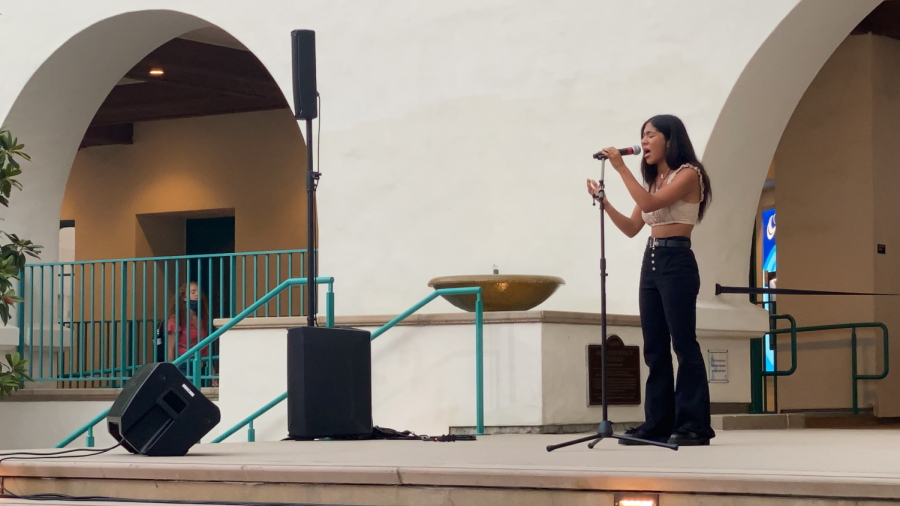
(292, 29), (319, 326)
(287, 31), (373, 438)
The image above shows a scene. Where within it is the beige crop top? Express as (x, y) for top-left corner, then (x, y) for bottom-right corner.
(641, 163), (705, 226)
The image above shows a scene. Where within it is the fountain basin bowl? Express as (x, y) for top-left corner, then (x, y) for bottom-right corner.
(427, 275), (565, 312)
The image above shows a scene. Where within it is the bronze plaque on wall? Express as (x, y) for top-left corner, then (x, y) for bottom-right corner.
(588, 335), (641, 406)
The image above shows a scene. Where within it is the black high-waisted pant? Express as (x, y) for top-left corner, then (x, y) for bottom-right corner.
(638, 237), (714, 438)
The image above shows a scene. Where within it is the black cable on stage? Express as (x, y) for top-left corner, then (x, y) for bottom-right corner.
(0, 443), (122, 466)
(716, 283), (900, 297)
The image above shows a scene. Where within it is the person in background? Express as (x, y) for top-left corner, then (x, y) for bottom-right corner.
(167, 281), (218, 387)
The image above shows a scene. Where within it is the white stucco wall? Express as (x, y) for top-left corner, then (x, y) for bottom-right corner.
(0, 401), (117, 450)
(0, 398), (225, 450)
(0, 0), (884, 339)
(215, 317), (752, 442)
(215, 322), (550, 441)
(0, 0), (894, 445)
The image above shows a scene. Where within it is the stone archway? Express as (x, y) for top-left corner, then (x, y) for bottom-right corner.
(696, 0), (881, 313)
(0, 10), (308, 336)
(2, 11), (213, 264)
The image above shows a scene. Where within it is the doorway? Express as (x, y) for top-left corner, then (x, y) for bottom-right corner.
(186, 216), (235, 323)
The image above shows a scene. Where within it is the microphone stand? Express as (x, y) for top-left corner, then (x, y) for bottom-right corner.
(546, 157), (678, 452)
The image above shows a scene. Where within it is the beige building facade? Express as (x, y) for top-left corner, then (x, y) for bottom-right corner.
(4, 1), (900, 446)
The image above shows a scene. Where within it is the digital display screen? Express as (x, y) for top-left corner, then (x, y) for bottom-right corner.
(761, 208), (776, 372)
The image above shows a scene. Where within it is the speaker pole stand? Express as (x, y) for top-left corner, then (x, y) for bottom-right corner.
(306, 117), (319, 327)
(546, 158), (677, 452)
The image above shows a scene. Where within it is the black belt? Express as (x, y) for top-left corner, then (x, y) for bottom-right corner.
(647, 237), (691, 249)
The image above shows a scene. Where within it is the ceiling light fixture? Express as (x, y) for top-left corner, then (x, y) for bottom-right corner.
(149, 68), (164, 76)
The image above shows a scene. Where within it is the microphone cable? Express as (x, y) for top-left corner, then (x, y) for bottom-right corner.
(0, 442), (122, 466)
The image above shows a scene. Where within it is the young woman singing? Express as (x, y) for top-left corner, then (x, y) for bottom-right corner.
(587, 114), (714, 446)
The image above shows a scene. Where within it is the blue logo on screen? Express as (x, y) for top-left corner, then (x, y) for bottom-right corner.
(762, 210), (776, 275)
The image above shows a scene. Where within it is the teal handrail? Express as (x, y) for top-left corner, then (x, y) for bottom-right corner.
(753, 298), (889, 414)
(26, 249), (310, 267)
(19, 249), (310, 384)
(762, 314), (798, 377)
(55, 276), (334, 448)
(210, 392), (288, 444)
(211, 287), (485, 443)
(765, 321), (888, 415)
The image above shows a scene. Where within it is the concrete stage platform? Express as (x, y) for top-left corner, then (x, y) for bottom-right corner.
(2, 430), (900, 505)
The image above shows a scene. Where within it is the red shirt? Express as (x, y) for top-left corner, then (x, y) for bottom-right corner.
(167, 315), (210, 357)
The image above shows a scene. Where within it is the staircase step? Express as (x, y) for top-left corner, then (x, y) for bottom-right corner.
(800, 411), (882, 429)
(712, 413), (806, 431)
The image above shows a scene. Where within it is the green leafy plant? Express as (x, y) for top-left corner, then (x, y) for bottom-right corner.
(0, 128), (40, 398)
(0, 352), (32, 399)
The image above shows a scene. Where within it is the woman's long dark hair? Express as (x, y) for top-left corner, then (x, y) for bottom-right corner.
(640, 115), (713, 221)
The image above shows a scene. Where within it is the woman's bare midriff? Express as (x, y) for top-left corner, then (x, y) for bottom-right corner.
(651, 222), (694, 238)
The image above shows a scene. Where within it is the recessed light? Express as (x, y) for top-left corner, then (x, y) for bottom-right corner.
(614, 493), (659, 506)
(149, 68), (164, 76)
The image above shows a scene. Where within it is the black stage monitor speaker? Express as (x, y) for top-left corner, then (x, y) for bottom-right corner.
(291, 29), (318, 120)
(107, 362), (220, 456)
(287, 326), (372, 438)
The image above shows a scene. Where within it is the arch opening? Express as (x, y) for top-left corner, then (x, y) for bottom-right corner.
(2, 10), (308, 268)
(708, 0), (900, 417)
(2, 11), (310, 389)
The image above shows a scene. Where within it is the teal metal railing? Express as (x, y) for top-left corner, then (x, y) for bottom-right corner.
(211, 286), (485, 443)
(210, 391), (289, 444)
(767, 322), (888, 415)
(55, 276), (335, 448)
(751, 300), (795, 413)
(763, 313), (798, 378)
(18, 250), (307, 386)
(750, 300), (888, 415)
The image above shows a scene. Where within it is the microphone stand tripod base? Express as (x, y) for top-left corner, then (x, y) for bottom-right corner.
(545, 421), (678, 452)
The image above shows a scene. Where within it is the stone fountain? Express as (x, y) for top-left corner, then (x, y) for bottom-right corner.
(427, 274), (565, 312)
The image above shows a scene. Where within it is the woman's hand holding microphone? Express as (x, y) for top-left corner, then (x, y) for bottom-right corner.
(598, 146), (627, 172)
(586, 146), (628, 206)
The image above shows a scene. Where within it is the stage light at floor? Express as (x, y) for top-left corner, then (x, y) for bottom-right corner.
(149, 68), (164, 75)
(614, 493), (659, 506)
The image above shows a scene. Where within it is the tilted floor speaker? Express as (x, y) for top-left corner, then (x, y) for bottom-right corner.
(107, 362), (220, 456)
(287, 326), (372, 439)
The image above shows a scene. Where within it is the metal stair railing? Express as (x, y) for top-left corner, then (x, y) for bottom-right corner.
(19, 249), (310, 386)
(766, 322), (888, 415)
(211, 286), (484, 443)
(751, 301), (888, 415)
(55, 276), (335, 448)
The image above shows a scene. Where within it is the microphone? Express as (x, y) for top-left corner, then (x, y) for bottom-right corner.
(592, 145), (641, 160)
